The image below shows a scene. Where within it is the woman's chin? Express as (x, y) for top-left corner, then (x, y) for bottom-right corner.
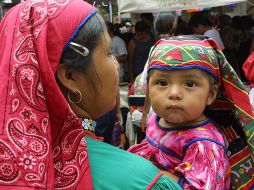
(94, 102), (116, 119)
(106, 103), (116, 114)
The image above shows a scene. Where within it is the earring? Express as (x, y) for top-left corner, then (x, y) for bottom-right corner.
(68, 89), (82, 104)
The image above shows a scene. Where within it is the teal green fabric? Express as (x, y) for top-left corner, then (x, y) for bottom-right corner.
(86, 137), (182, 190)
(150, 175), (182, 190)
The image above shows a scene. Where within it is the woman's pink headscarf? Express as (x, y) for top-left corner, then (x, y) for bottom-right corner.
(0, 0), (97, 189)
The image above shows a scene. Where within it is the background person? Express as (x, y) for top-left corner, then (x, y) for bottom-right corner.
(189, 11), (225, 50)
(128, 21), (154, 82)
(95, 90), (124, 146)
(106, 21), (128, 82)
(140, 13), (156, 40)
(217, 14), (242, 79)
(237, 16), (254, 82)
(243, 51), (254, 110)
(140, 12), (178, 132)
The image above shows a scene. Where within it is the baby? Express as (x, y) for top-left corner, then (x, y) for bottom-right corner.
(129, 35), (254, 189)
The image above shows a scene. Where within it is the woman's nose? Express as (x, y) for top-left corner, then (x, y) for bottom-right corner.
(168, 85), (183, 100)
(112, 56), (120, 72)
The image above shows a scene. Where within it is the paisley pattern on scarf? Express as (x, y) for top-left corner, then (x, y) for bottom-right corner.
(0, 0), (96, 189)
(146, 36), (254, 189)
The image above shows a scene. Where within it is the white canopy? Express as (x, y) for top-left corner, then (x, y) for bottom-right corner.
(117, 0), (247, 13)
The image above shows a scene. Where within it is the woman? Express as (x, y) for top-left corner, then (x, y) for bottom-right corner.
(0, 0), (182, 189)
(128, 21), (154, 82)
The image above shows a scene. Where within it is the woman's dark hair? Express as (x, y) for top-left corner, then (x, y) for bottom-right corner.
(189, 12), (212, 29)
(140, 13), (154, 23)
(106, 21), (115, 34)
(154, 12), (177, 36)
(218, 14), (232, 28)
(60, 13), (106, 71)
(175, 19), (190, 35)
(135, 21), (149, 32)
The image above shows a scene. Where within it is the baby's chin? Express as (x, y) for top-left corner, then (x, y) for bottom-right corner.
(162, 118), (195, 128)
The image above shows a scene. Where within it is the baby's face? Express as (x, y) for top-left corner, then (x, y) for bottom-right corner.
(148, 69), (214, 128)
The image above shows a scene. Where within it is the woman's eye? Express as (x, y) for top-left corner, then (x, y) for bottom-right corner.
(108, 50), (113, 57)
(158, 80), (168, 86)
(185, 81), (197, 87)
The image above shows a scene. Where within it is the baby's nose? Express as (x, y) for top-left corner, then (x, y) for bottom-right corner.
(168, 86), (183, 100)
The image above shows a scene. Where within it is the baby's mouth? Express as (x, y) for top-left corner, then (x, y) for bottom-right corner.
(167, 105), (182, 109)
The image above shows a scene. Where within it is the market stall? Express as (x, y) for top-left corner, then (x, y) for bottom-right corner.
(117, 0), (247, 13)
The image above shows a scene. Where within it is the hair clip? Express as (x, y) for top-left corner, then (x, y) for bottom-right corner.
(69, 42), (89, 56)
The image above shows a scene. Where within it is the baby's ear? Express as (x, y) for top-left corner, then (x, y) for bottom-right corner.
(207, 83), (220, 105)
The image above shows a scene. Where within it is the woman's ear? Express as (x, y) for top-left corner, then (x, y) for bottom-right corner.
(207, 83), (220, 105)
(56, 64), (77, 93)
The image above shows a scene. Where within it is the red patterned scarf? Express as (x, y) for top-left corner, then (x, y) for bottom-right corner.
(147, 36), (254, 190)
(0, 0), (96, 189)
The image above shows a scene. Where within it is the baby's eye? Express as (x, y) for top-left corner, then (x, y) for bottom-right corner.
(158, 80), (168, 86)
(185, 81), (197, 87)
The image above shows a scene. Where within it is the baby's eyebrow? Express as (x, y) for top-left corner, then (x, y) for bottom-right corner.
(181, 74), (202, 79)
(153, 71), (203, 80)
